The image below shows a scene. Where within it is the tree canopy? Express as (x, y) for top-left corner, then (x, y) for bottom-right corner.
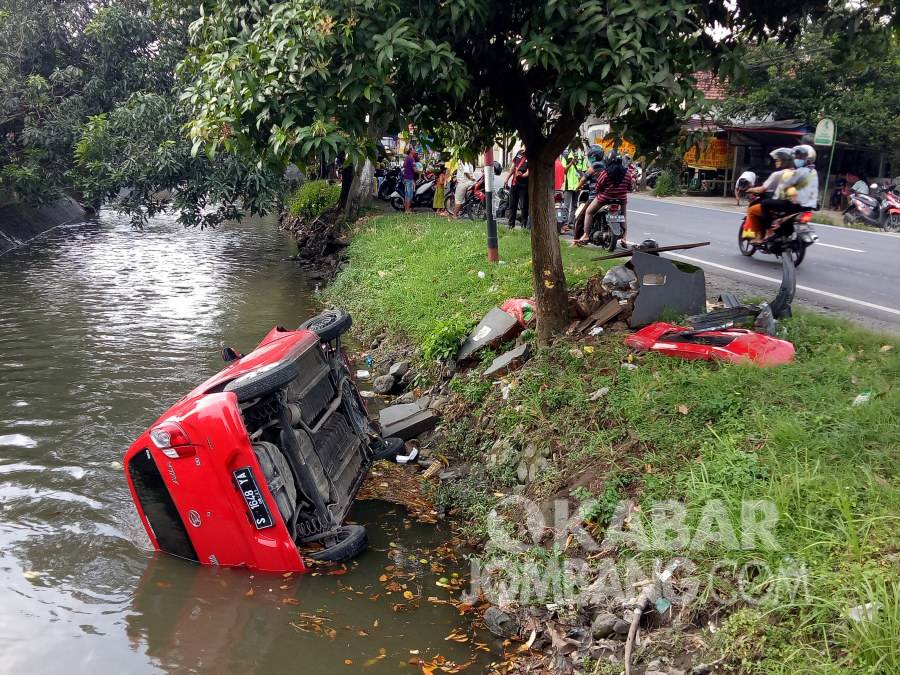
(720, 31), (900, 165)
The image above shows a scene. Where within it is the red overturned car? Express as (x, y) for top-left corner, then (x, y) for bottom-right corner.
(123, 310), (410, 573)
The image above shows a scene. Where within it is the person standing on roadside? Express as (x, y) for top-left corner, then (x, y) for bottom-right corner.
(504, 149), (529, 229)
(452, 158), (476, 217)
(402, 146), (418, 213)
(563, 145), (587, 227)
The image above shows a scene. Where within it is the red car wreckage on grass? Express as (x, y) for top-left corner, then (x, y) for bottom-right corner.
(123, 310), (411, 573)
(625, 322), (796, 367)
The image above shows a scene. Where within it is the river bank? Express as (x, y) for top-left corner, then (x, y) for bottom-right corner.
(0, 196), (87, 255)
(325, 212), (900, 674)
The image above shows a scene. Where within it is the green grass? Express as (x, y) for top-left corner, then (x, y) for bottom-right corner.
(326, 214), (601, 351)
(327, 212), (900, 673)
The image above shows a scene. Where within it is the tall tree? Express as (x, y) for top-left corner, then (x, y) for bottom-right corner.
(180, 0), (896, 341)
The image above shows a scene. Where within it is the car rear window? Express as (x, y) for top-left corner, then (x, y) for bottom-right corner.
(128, 449), (198, 562)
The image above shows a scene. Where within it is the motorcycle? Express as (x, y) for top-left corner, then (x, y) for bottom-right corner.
(738, 193), (818, 267)
(844, 183), (900, 232)
(570, 193), (625, 251)
(378, 167), (401, 201)
(389, 172), (436, 211)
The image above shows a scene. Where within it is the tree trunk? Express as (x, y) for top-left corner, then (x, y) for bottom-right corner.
(338, 164), (355, 211)
(345, 159), (374, 221)
(528, 146), (570, 343)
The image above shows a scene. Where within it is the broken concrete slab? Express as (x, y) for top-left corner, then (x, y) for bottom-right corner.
(456, 307), (520, 361)
(629, 251), (706, 328)
(483, 343), (532, 378)
(379, 403), (439, 441)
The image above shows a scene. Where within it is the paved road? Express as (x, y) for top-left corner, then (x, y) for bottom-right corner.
(624, 195), (900, 331)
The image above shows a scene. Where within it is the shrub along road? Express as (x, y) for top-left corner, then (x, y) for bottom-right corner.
(327, 213), (899, 673)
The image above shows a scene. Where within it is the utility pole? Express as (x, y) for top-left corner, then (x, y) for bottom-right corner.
(485, 147), (498, 262)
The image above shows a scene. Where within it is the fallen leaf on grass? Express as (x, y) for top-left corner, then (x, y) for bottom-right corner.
(677, 404), (689, 415)
(880, 345), (893, 353)
(344, 659), (353, 665)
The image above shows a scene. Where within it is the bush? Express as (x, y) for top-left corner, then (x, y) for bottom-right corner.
(652, 170), (681, 197)
(286, 180), (341, 221)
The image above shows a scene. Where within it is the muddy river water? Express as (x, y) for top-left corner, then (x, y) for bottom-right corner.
(0, 213), (493, 673)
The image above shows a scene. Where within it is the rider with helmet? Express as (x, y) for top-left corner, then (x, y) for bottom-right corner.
(576, 149), (636, 245)
(756, 145), (818, 240)
(743, 147), (796, 240)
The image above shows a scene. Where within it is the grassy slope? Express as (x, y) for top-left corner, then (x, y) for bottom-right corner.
(328, 213), (900, 673)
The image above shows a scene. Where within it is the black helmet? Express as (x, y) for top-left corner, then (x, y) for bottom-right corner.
(493, 160), (502, 175)
(606, 149), (622, 164)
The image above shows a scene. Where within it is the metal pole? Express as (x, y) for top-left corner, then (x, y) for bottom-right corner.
(822, 124), (837, 210)
(485, 148), (498, 262)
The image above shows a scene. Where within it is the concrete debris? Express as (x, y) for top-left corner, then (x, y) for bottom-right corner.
(396, 392), (416, 404)
(456, 307), (520, 361)
(379, 403), (438, 441)
(484, 343), (531, 378)
(577, 299), (624, 334)
(388, 361), (410, 378)
(372, 374), (396, 395)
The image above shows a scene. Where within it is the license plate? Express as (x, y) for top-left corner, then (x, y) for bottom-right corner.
(607, 213), (625, 222)
(233, 467), (275, 529)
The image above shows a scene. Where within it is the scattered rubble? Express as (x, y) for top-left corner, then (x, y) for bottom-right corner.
(483, 343), (532, 378)
(379, 402), (439, 440)
(457, 307), (521, 361)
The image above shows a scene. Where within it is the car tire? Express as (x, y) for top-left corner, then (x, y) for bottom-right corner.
(304, 524), (368, 562)
(224, 359), (298, 402)
(298, 309), (352, 342)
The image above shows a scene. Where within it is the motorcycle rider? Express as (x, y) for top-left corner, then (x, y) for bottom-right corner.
(743, 147), (793, 240)
(576, 150), (635, 245)
(755, 145), (818, 240)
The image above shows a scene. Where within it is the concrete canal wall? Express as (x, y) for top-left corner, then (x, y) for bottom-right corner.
(0, 196), (87, 255)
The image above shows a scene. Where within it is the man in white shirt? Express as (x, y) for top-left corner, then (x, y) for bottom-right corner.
(735, 169), (757, 205)
(453, 161), (476, 217)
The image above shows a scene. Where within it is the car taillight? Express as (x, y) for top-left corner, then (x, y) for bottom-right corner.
(554, 193), (563, 203)
(609, 204), (620, 212)
(799, 211), (813, 223)
(150, 421), (195, 459)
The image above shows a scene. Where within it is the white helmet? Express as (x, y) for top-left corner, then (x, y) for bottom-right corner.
(793, 144), (816, 164)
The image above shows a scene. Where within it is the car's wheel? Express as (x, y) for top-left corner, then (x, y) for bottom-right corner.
(304, 524), (368, 562)
(390, 196), (404, 211)
(738, 220), (755, 257)
(224, 359), (298, 402)
(298, 309), (352, 342)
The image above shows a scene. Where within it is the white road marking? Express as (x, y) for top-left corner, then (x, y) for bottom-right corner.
(817, 243), (865, 253)
(629, 209), (658, 216)
(631, 196), (900, 239)
(667, 253), (900, 317)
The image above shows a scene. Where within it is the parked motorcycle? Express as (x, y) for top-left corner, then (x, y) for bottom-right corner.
(389, 173), (436, 211)
(378, 167), (401, 201)
(844, 183), (900, 231)
(738, 193), (818, 267)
